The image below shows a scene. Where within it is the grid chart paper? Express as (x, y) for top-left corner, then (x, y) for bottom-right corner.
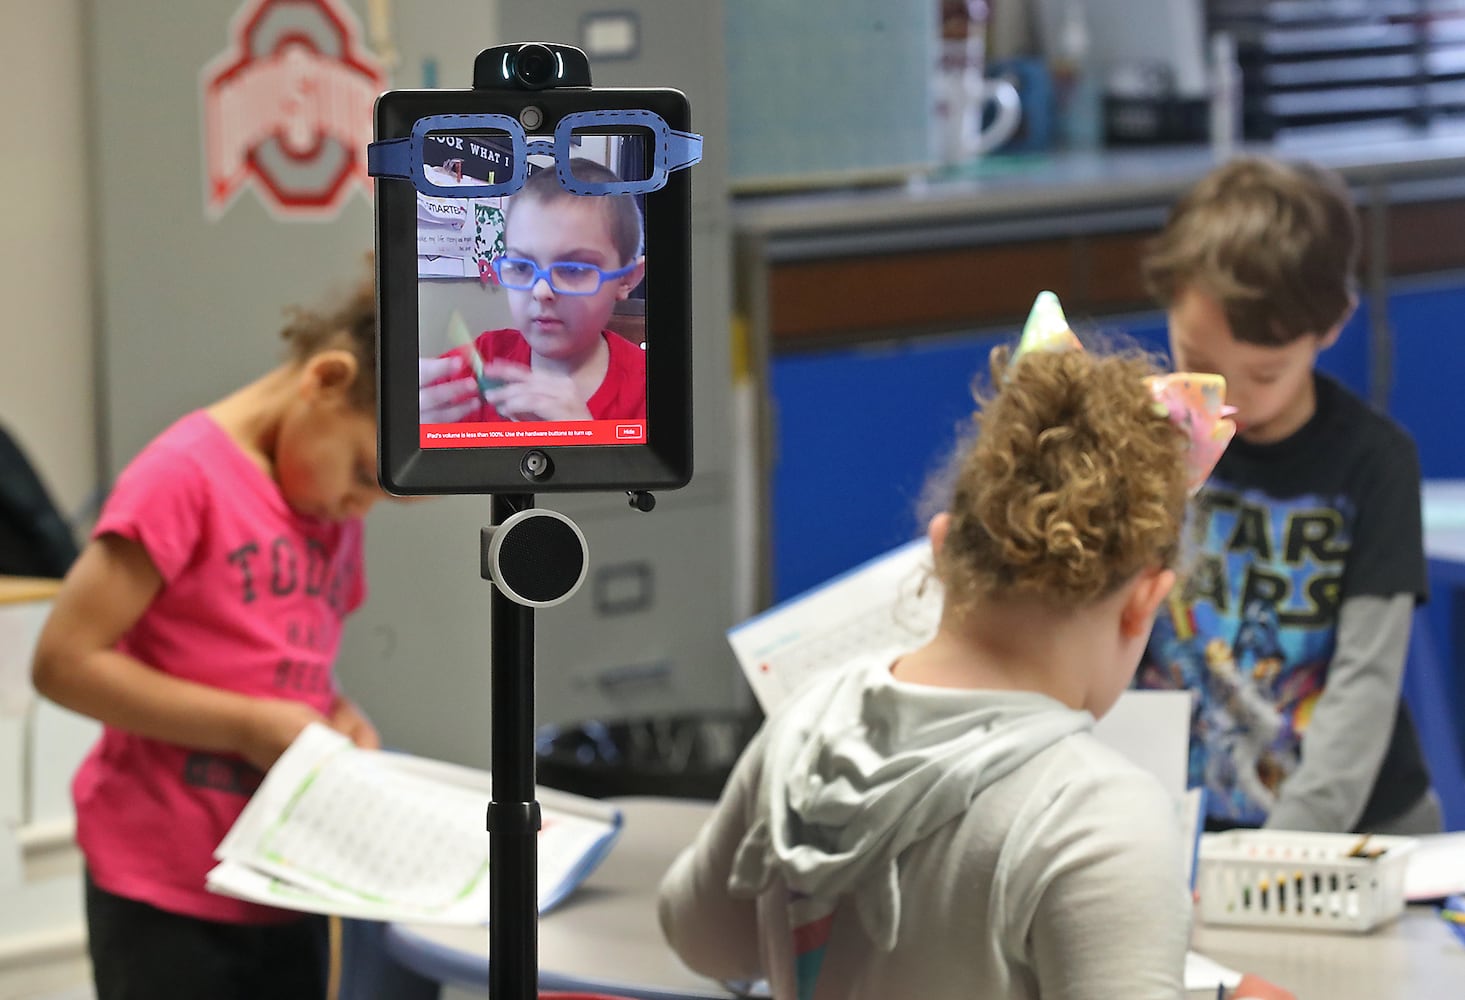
(724, 1), (938, 187)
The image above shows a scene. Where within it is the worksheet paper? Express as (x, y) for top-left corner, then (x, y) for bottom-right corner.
(729, 538), (938, 714)
(207, 724), (621, 924)
(1403, 831), (1465, 901)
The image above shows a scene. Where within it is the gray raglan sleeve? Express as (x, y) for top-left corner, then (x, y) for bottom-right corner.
(1264, 593), (1414, 833)
(657, 726), (766, 982)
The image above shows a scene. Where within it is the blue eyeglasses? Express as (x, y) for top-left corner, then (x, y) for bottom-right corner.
(491, 257), (637, 296)
(367, 110), (702, 199)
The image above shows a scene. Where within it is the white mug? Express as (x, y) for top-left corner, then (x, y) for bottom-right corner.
(937, 59), (1023, 162)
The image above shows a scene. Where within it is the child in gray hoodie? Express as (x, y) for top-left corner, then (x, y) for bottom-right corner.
(659, 312), (1232, 1000)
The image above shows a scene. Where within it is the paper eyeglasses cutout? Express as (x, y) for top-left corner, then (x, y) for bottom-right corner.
(367, 110), (703, 199)
(1013, 291), (1238, 494)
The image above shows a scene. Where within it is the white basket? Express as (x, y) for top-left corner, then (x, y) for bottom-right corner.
(1197, 831), (1417, 933)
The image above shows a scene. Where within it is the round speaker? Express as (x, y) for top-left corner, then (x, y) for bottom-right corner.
(484, 509), (589, 608)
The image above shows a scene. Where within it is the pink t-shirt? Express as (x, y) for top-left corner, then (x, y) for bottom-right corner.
(73, 411), (366, 924)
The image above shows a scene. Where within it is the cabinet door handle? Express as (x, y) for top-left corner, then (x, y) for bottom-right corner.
(593, 560), (654, 616)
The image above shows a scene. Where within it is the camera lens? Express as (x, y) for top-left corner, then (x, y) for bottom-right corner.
(520, 450), (553, 481)
(519, 105), (544, 130)
(513, 43), (556, 89)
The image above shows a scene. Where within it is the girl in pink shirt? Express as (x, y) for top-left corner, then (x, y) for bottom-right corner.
(33, 260), (387, 1000)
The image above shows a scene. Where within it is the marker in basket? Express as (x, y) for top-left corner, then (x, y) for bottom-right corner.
(1345, 833), (1386, 860)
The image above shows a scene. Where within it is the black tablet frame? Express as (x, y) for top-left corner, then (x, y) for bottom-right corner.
(374, 86), (694, 495)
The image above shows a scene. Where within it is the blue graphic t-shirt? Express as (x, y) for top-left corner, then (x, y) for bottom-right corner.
(1137, 374), (1428, 827)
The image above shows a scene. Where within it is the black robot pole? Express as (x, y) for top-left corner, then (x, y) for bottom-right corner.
(485, 492), (540, 1000)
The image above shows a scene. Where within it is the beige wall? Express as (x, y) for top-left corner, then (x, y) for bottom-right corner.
(0, 0), (95, 522)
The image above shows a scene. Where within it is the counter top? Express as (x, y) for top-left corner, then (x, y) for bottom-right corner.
(732, 123), (1465, 244)
(0, 577), (61, 605)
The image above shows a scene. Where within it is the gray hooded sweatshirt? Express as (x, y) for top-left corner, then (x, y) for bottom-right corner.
(659, 653), (1189, 999)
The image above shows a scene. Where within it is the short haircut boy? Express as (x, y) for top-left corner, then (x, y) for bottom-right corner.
(1141, 157), (1359, 345)
(509, 157), (644, 264)
(1135, 156), (1439, 836)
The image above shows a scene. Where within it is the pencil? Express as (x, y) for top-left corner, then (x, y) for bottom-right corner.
(1345, 833), (1385, 859)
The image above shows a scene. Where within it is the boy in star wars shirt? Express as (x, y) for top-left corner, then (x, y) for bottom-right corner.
(419, 158), (646, 424)
(1135, 157), (1440, 834)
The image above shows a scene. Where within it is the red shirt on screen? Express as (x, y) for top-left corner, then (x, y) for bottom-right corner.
(450, 328), (646, 422)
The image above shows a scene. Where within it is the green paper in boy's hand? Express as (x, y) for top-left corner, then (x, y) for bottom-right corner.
(446, 310), (505, 393)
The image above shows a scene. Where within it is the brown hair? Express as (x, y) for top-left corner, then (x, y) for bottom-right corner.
(508, 158), (644, 264)
(935, 345), (1189, 610)
(280, 254), (377, 410)
(1141, 156), (1358, 346)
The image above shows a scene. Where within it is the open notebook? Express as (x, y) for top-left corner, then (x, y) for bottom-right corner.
(206, 723), (621, 924)
(727, 538), (1238, 993)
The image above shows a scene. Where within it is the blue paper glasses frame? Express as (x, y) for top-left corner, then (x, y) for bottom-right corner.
(366, 110), (702, 199)
(491, 257), (637, 296)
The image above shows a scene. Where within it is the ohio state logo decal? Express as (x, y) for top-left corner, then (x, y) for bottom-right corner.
(201, 0), (387, 220)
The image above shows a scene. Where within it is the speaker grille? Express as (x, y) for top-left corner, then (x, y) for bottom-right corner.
(498, 516), (586, 604)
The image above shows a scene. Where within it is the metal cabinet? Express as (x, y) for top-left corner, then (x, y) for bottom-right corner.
(89, 0), (742, 768)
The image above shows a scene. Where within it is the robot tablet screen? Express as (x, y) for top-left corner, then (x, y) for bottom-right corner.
(370, 48), (699, 495)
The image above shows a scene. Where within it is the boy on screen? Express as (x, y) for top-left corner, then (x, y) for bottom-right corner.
(418, 158), (647, 424)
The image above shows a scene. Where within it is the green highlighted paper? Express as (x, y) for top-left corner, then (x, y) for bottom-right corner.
(448, 310), (505, 394)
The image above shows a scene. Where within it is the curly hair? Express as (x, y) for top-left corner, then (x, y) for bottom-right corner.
(279, 253), (377, 411)
(935, 345), (1190, 610)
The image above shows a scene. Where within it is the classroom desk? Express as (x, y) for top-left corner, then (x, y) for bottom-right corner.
(385, 796), (735, 999)
(385, 796), (1465, 1000)
(1191, 912), (1465, 998)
